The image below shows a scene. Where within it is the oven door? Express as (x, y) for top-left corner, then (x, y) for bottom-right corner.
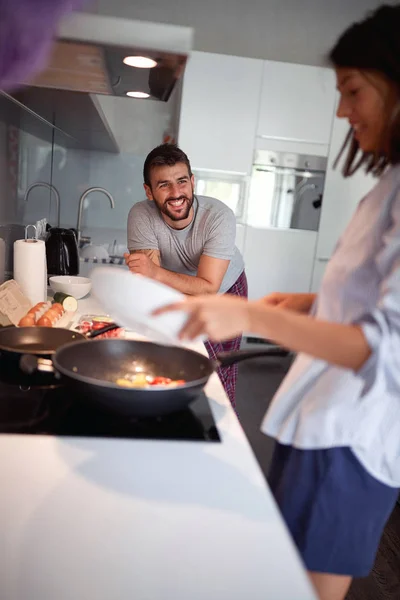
(248, 151), (327, 232)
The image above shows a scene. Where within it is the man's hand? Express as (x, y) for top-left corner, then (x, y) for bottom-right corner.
(124, 252), (159, 279)
(262, 292), (316, 313)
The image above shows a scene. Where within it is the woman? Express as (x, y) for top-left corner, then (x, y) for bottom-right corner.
(156, 5), (400, 600)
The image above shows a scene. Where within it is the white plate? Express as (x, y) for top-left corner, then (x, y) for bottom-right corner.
(90, 267), (190, 344)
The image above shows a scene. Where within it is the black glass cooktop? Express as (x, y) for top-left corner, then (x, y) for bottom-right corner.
(0, 368), (220, 443)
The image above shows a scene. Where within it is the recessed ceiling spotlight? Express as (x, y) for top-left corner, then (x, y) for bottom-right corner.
(126, 91), (150, 99)
(123, 56), (157, 69)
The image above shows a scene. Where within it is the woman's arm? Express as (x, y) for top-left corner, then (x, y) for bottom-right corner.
(155, 295), (371, 371)
(248, 301), (370, 370)
(261, 292), (317, 313)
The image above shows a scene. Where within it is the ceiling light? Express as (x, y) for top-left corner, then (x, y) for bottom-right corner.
(123, 56), (157, 69)
(126, 91), (150, 99)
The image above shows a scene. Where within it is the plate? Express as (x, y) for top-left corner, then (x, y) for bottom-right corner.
(90, 267), (189, 344)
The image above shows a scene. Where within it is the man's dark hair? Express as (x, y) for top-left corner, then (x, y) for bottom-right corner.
(329, 4), (400, 177)
(143, 143), (193, 187)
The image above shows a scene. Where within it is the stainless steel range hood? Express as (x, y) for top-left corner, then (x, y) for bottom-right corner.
(33, 13), (193, 101)
(4, 13), (193, 152)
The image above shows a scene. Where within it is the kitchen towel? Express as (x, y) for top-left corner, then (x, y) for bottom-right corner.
(14, 238), (47, 305)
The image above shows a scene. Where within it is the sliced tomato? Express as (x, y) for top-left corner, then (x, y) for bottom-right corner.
(91, 321), (110, 330)
(149, 377), (185, 387)
(150, 376), (171, 385)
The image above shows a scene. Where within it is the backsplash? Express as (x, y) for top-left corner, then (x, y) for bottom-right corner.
(48, 93), (175, 247)
(0, 87), (179, 278)
(51, 148), (146, 240)
(0, 92), (55, 277)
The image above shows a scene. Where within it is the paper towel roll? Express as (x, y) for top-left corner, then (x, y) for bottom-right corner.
(14, 239), (47, 305)
(0, 238), (5, 285)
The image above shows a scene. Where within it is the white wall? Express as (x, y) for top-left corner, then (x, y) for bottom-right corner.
(89, 0), (397, 66)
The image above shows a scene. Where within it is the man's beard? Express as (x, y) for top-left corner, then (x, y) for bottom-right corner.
(158, 192), (194, 222)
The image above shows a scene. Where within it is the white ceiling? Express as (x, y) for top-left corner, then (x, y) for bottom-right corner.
(86, 0), (398, 66)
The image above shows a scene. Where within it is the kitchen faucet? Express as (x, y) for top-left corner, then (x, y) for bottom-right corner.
(76, 187), (115, 246)
(24, 182), (61, 227)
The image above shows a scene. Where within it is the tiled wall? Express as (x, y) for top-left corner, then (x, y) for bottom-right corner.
(49, 94), (175, 251)
(0, 89), (178, 277)
(0, 93), (54, 276)
(51, 147), (146, 250)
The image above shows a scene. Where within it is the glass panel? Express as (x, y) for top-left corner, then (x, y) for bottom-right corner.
(194, 174), (244, 218)
(0, 92), (54, 281)
(248, 165), (324, 232)
(247, 168), (275, 228)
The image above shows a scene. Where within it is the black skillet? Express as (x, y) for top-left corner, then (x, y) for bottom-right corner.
(0, 324), (119, 375)
(21, 338), (289, 418)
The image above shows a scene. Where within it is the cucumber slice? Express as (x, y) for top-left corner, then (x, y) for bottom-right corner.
(53, 292), (78, 312)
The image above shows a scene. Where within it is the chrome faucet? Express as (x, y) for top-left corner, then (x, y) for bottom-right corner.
(24, 182), (61, 227)
(76, 187), (115, 245)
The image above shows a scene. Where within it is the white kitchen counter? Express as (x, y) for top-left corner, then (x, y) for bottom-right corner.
(0, 295), (316, 600)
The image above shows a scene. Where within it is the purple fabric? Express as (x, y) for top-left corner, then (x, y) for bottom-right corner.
(0, 0), (87, 91)
(204, 270), (248, 411)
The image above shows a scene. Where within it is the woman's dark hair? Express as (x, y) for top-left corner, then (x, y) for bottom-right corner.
(329, 4), (400, 177)
(143, 143), (192, 187)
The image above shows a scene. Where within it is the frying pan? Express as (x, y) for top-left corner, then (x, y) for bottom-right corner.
(0, 324), (119, 371)
(21, 338), (289, 417)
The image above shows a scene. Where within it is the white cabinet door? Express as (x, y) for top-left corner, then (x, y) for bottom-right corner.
(257, 61), (336, 147)
(311, 111), (376, 289)
(179, 51), (263, 174)
(243, 228), (317, 300)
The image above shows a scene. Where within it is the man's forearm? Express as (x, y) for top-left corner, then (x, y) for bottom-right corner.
(155, 267), (216, 295)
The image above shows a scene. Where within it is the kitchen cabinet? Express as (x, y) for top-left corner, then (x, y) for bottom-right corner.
(243, 227), (318, 300)
(179, 51), (263, 174)
(257, 61), (336, 152)
(311, 111), (375, 291)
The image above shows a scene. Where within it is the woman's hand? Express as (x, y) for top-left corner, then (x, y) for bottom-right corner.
(154, 293), (371, 371)
(262, 292), (316, 313)
(153, 295), (252, 341)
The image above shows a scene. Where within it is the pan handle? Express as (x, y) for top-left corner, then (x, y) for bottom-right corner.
(20, 354), (59, 376)
(86, 323), (121, 339)
(216, 346), (290, 368)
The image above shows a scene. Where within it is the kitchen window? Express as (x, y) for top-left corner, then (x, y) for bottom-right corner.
(194, 171), (247, 222)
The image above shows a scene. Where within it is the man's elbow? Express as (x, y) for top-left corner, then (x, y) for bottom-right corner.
(202, 280), (220, 294)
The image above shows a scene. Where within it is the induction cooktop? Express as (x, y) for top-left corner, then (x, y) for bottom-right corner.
(0, 367), (221, 443)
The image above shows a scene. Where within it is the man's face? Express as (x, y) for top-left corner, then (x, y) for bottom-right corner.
(144, 163), (195, 223)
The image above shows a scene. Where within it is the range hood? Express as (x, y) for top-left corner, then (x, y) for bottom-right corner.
(33, 13), (193, 101)
(4, 13), (193, 152)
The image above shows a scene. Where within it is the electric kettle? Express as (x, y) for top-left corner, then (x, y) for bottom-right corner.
(45, 228), (79, 277)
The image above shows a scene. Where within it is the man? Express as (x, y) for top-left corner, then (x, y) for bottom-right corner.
(125, 143), (247, 408)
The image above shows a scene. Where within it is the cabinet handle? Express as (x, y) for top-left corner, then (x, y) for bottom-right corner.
(317, 257), (330, 262)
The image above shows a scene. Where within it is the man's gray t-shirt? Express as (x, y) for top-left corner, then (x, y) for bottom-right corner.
(127, 195), (244, 293)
